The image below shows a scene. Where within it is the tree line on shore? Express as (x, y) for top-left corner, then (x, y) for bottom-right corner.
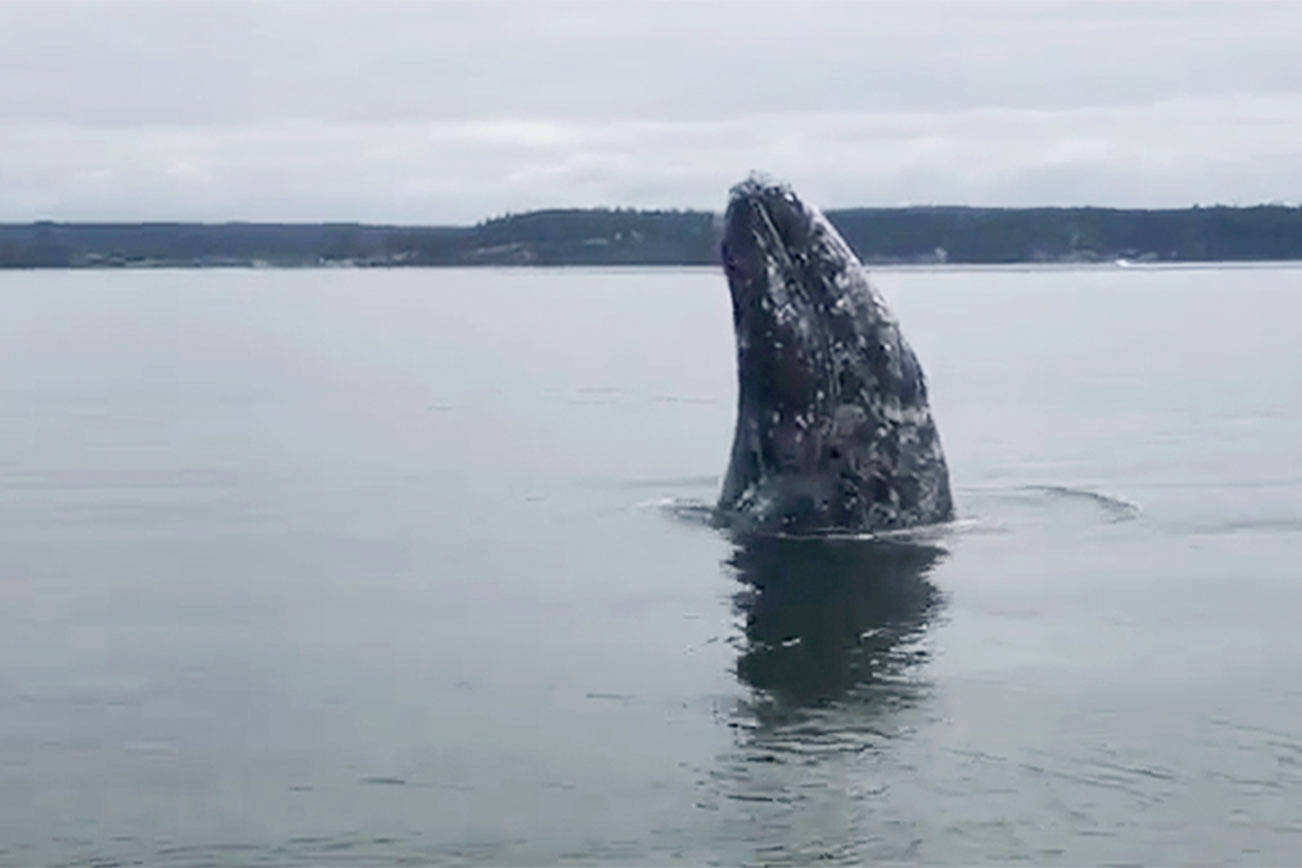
(3, 203), (1301, 268)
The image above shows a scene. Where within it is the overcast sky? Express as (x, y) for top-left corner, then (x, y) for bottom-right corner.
(2, 0), (1301, 222)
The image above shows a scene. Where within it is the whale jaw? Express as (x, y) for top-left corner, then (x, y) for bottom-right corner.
(717, 174), (953, 536)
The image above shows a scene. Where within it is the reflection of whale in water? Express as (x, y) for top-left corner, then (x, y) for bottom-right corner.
(699, 538), (947, 849)
(727, 538), (945, 710)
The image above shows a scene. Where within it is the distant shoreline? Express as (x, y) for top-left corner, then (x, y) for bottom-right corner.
(5, 203), (1302, 268)
(7, 262), (1302, 274)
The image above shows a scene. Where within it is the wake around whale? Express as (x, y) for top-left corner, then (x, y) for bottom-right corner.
(717, 174), (953, 535)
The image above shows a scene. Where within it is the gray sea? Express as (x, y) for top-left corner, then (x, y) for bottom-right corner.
(1, 264), (1299, 866)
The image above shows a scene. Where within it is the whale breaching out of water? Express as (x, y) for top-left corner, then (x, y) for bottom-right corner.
(717, 174), (953, 535)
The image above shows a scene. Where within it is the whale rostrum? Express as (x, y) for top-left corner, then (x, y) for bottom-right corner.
(717, 174), (953, 535)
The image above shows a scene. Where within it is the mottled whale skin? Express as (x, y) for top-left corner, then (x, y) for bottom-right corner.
(717, 175), (953, 535)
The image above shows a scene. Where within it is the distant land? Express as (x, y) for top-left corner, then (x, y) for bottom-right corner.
(4, 204), (1302, 268)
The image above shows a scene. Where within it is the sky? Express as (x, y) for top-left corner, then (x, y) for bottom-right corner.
(2, 0), (1301, 223)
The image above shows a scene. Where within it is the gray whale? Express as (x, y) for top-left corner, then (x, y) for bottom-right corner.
(717, 174), (953, 534)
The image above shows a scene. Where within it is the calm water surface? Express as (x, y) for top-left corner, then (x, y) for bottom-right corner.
(0, 265), (1299, 865)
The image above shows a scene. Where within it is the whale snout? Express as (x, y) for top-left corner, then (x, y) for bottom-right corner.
(725, 176), (813, 256)
(721, 177), (812, 316)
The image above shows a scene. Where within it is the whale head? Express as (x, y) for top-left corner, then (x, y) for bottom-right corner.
(717, 174), (952, 535)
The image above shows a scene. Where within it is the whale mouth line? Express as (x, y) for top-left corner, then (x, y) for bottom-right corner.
(723, 191), (824, 331)
(723, 196), (794, 283)
(747, 197), (785, 250)
(753, 201), (806, 289)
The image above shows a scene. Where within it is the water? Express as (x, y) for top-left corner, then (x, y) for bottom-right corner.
(0, 264), (1299, 866)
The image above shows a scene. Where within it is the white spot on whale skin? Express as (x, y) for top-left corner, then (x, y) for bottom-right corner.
(831, 404), (869, 437)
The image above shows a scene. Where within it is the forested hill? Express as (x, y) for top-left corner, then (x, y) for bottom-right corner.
(4, 204), (1302, 268)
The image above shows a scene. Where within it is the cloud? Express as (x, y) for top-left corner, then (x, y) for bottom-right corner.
(3, 93), (1301, 222)
(0, 2), (1299, 219)
(2, 1), (1301, 124)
